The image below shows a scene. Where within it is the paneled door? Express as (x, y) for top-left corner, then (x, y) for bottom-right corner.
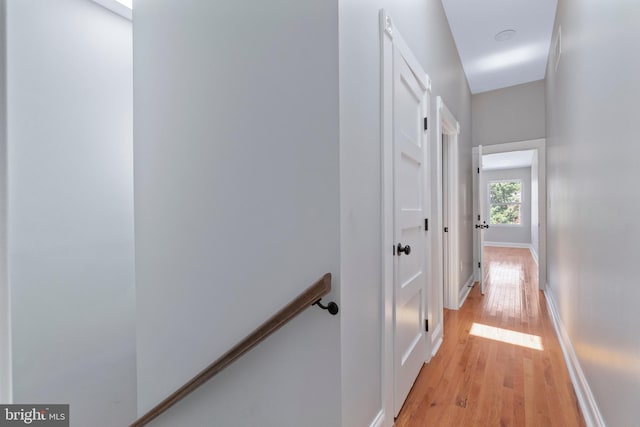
(392, 42), (428, 416)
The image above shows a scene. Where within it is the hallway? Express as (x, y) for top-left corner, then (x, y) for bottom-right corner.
(395, 247), (585, 426)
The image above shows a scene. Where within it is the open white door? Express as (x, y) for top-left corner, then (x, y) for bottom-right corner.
(477, 145), (487, 294)
(391, 27), (428, 418)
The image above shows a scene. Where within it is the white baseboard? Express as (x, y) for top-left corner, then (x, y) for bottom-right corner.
(430, 322), (443, 358)
(544, 287), (606, 427)
(458, 274), (474, 308)
(484, 241), (531, 249)
(431, 336), (443, 359)
(530, 246), (539, 265)
(368, 409), (386, 427)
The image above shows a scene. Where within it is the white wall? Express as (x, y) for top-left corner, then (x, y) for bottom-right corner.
(133, 1), (341, 426)
(472, 80), (546, 147)
(545, 0), (640, 425)
(5, 0), (136, 424)
(339, 1), (472, 426)
(482, 167), (532, 245)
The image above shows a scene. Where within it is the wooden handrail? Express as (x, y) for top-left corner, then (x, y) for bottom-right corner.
(130, 273), (333, 427)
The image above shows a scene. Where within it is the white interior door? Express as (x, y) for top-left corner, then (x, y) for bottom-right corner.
(393, 44), (427, 417)
(472, 150), (479, 283)
(478, 145), (486, 294)
(442, 134), (449, 306)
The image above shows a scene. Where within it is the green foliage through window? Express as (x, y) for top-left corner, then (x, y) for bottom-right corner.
(489, 180), (521, 225)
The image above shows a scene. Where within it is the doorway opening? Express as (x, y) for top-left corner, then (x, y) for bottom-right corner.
(433, 96), (460, 354)
(472, 139), (547, 294)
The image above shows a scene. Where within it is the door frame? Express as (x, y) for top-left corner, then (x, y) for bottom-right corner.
(472, 138), (547, 290)
(380, 10), (431, 427)
(435, 97), (460, 313)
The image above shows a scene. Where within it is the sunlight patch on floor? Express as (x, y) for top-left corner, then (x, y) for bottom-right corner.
(470, 323), (543, 350)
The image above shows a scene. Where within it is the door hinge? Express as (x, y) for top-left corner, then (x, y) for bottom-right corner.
(477, 167), (480, 174)
(478, 262), (481, 268)
(393, 245), (396, 256)
(425, 218), (429, 231)
(425, 319), (429, 332)
(424, 117), (428, 131)
(477, 214), (481, 221)
(444, 227), (449, 233)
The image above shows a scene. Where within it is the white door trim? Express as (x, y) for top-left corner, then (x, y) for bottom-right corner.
(472, 138), (547, 289)
(436, 97), (460, 311)
(380, 10), (431, 427)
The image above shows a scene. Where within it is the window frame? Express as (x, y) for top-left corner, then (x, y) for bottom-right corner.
(487, 178), (524, 227)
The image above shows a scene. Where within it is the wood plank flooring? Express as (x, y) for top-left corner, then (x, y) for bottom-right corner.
(395, 246), (585, 427)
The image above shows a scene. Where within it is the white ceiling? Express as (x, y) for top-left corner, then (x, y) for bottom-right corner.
(92, 0), (132, 19)
(441, 0), (558, 94)
(482, 150), (535, 171)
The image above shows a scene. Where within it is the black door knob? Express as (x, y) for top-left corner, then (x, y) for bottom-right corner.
(475, 224), (482, 229)
(397, 243), (411, 256)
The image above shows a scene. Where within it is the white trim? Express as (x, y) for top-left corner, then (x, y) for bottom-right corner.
(484, 241), (531, 249)
(472, 139), (546, 290)
(91, 0), (132, 20)
(436, 97), (460, 311)
(430, 323), (443, 358)
(368, 409), (385, 427)
(380, 10), (394, 427)
(458, 275), (474, 308)
(474, 139), (545, 152)
(544, 288), (606, 427)
(383, 15), (394, 38)
(530, 246), (539, 265)
(381, 14), (429, 90)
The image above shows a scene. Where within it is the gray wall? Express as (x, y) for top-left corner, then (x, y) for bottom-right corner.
(482, 167), (532, 245)
(5, 0), (136, 424)
(472, 80), (545, 146)
(545, 0), (640, 425)
(339, 1), (472, 426)
(133, 1), (340, 426)
(0, 0), (8, 403)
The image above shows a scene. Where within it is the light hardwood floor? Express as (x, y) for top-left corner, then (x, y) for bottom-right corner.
(395, 246), (585, 427)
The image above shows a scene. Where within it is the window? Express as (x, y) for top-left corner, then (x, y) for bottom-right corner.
(488, 180), (522, 225)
